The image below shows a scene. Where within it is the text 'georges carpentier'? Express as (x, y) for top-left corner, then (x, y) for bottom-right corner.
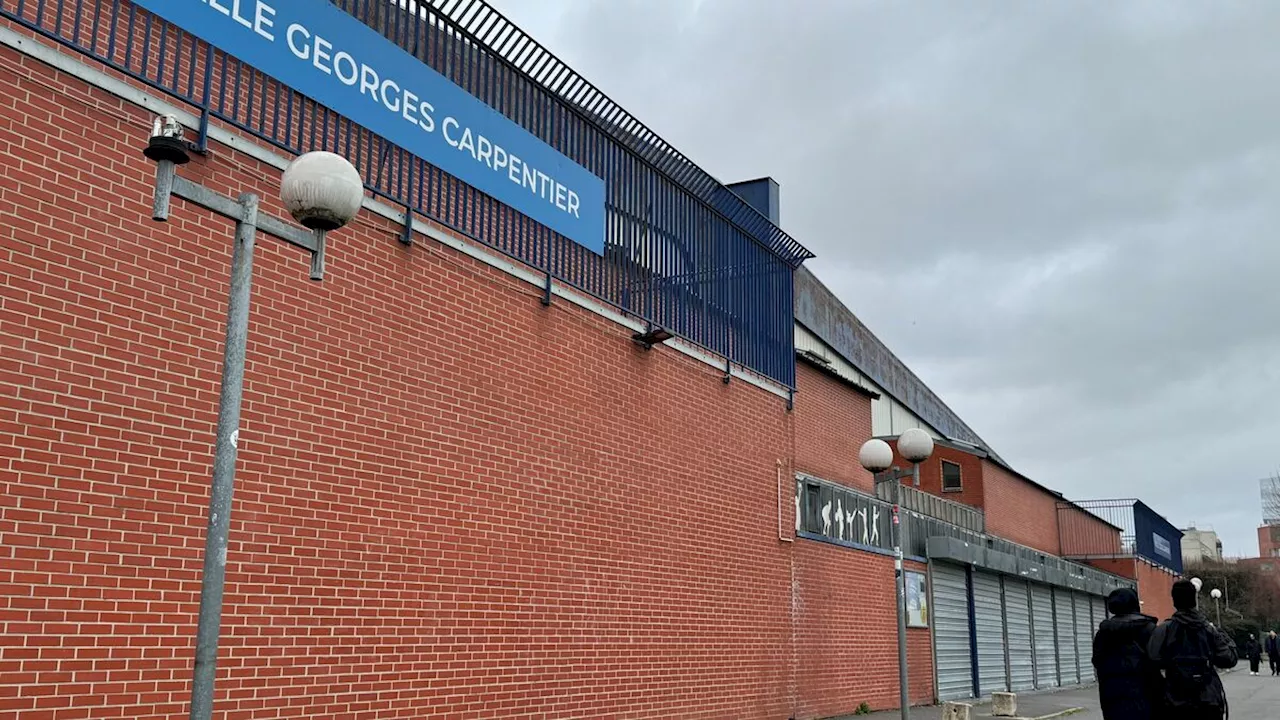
(151, 0), (606, 253)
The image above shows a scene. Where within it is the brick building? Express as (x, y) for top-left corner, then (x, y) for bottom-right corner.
(0, 1), (1173, 719)
(1259, 524), (1280, 558)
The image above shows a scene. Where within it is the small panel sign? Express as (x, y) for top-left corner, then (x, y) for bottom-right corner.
(1153, 533), (1172, 559)
(135, 0), (606, 254)
(906, 570), (929, 628)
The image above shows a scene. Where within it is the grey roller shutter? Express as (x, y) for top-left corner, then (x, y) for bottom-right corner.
(1094, 595), (1107, 625)
(1031, 584), (1059, 689)
(1004, 578), (1035, 692)
(1076, 593), (1096, 684)
(933, 563), (974, 701)
(973, 571), (1007, 696)
(1054, 587), (1079, 685)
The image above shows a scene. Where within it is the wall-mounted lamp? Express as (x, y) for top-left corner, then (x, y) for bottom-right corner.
(632, 326), (674, 350)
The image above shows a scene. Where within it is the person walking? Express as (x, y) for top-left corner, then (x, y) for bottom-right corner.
(1092, 587), (1162, 720)
(1148, 579), (1238, 720)
(1267, 630), (1280, 676)
(1244, 634), (1262, 675)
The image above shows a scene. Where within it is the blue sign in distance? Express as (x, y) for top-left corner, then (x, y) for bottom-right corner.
(135, 0), (606, 254)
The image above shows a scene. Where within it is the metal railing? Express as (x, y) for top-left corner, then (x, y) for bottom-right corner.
(795, 474), (1129, 593)
(0, 0), (813, 389)
(876, 481), (985, 534)
(1059, 499), (1184, 575)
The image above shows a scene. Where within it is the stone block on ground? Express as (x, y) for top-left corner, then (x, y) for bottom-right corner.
(942, 701), (972, 720)
(990, 692), (1017, 717)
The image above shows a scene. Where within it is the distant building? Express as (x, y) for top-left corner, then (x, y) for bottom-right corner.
(1259, 524), (1280, 558)
(1182, 526), (1224, 565)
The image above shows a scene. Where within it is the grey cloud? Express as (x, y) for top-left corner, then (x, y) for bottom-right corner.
(493, 0), (1280, 556)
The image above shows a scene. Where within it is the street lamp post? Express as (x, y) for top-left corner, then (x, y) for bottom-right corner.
(860, 428), (935, 720)
(1211, 588), (1223, 626)
(143, 115), (364, 720)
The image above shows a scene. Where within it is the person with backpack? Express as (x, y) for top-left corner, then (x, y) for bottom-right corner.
(1148, 579), (1238, 720)
(1092, 587), (1162, 719)
(1267, 631), (1280, 676)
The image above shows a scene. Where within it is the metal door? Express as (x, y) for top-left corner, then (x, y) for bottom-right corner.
(973, 571), (1007, 696)
(1075, 593), (1097, 683)
(933, 563), (975, 701)
(1054, 587), (1079, 685)
(1004, 578), (1035, 691)
(1031, 583), (1059, 689)
(1093, 595), (1107, 625)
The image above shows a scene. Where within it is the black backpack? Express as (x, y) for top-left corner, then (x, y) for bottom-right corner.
(1160, 620), (1224, 709)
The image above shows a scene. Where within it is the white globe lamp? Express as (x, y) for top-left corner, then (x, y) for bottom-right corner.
(1210, 588), (1222, 600)
(859, 439), (894, 473)
(898, 428), (935, 463)
(1190, 577), (1203, 592)
(281, 151), (364, 231)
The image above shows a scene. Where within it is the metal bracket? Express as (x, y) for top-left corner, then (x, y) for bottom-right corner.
(195, 46), (215, 155)
(399, 206), (414, 246)
(722, 359), (732, 385)
(540, 271), (553, 306)
(786, 389), (794, 412)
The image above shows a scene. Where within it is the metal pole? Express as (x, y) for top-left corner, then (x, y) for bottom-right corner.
(189, 193), (260, 720)
(894, 471), (911, 720)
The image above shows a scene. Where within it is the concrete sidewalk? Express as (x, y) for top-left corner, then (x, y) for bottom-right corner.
(869, 685), (1098, 720)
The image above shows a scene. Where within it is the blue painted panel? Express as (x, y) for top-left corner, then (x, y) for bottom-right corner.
(135, 0), (606, 254)
(1133, 501), (1183, 574)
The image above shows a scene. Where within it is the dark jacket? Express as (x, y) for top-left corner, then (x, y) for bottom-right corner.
(1267, 634), (1280, 657)
(1147, 609), (1238, 710)
(1093, 588), (1161, 720)
(1244, 637), (1262, 662)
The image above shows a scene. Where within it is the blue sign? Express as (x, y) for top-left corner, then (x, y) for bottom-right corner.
(135, 0), (606, 254)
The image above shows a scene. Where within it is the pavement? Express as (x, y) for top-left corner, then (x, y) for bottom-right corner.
(871, 668), (1280, 719)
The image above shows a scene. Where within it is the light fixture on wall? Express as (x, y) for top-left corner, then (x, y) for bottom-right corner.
(632, 325), (674, 350)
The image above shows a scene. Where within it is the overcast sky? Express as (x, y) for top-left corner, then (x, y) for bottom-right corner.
(490, 0), (1280, 557)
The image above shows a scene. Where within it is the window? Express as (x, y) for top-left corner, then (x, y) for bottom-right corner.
(804, 482), (823, 534)
(941, 460), (963, 492)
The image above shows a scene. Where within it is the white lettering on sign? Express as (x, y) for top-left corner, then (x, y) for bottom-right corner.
(149, 0), (606, 252)
(274, 7), (585, 220)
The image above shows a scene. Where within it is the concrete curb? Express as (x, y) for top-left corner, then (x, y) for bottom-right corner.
(988, 706), (1083, 720)
(1025, 709), (1083, 720)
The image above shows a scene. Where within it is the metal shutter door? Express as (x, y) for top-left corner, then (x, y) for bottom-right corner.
(1076, 593), (1096, 683)
(1054, 587), (1079, 685)
(1094, 595), (1107, 624)
(933, 564), (974, 701)
(1004, 578), (1035, 691)
(973, 571), (1008, 696)
(1031, 584), (1059, 689)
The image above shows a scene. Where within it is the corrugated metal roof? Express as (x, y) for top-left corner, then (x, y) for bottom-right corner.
(794, 266), (1009, 467)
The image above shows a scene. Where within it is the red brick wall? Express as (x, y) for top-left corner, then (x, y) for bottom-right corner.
(1260, 525), (1280, 558)
(794, 547), (933, 716)
(1058, 505), (1123, 557)
(0, 43), (805, 720)
(1084, 558), (1138, 581)
(891, 443), (985, 510)
(1082, 558), (1177, 621)
(1135, 560), (1178, 622)
(794, 363), (875, 492)
(981, 461), (1062, 555)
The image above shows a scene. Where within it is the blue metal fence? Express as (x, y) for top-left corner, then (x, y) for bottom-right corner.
(0, 0), (813, 389)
